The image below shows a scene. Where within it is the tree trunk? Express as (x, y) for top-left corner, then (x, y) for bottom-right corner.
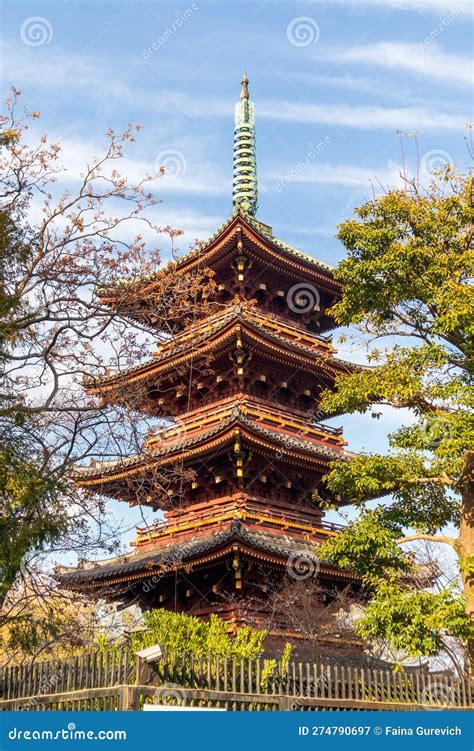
(459, 450), (474, 670)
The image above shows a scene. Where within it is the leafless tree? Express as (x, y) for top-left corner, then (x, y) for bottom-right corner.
(0, 88), (215, 649)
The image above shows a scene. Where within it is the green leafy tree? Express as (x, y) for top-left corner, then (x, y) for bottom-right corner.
(318, 168), (473, 662)
(131, 610), (269, 659)
(130, 610), (292, 690)
(0, 444), (68, 608)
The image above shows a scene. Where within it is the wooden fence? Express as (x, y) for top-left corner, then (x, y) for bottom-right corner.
(0, 648), (472, 711)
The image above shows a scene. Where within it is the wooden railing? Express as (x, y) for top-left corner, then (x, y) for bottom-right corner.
(0, 650), (134, 702)
(1, 649), (472, 711)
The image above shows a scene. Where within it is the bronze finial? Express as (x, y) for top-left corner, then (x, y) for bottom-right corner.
(240, 71), (249, 100)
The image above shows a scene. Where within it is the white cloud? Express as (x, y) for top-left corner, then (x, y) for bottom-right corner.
(24, 129), (230, 199)
(21, 129), (228, 247)
(328, 0), (469, 13)
(0, 42), (131, 100)
(257, 99), (464, 131)
(4, 39), (466, 135)
(340, 41), (471, 86)
(105, 209), (223, 254)
(266, 161), (404, 188)
(163, 91), (465, 131)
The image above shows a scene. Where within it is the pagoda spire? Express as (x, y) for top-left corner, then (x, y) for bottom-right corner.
(232, 72), (258, 216)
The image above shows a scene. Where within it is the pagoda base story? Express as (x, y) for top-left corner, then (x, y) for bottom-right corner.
(60, 503), (365, 661)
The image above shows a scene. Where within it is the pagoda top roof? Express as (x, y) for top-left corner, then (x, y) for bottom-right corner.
(99, 208), (340, 305)
(175, 207), (335, 275)
(57, 519), (357, 587)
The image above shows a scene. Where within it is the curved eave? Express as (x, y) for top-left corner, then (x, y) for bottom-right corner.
(58, 521), (358, 589)
(85, 314), (356, 398)
(98, 210), (342, 308)
(175, 214), (341, 292)
(74, 416), (350, 490)
(61, 549), (358, 591)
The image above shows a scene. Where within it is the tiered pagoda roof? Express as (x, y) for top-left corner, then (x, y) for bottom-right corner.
(60, 519), (356, 591)
(99, 210), (343, 335)
(59, 76), (364, 644)
(85, 301), (355, 414)
(72, 393), (351, 506)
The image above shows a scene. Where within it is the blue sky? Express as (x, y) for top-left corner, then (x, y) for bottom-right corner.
(2, 0), (471, 262)
(1, 0), (471, 548)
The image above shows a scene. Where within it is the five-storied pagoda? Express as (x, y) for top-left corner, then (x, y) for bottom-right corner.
(60, 76), (361, 651)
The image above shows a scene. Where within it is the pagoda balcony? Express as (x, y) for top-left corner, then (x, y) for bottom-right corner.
(145, 303), (335, 357)
(73, 391), (351, 512)
(83, 302), (339, 393)
(133, 510), (344, 548)
(81, 297), (360, 421)
(160, 393), (344, 434)
(145, 393), (346, 453)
